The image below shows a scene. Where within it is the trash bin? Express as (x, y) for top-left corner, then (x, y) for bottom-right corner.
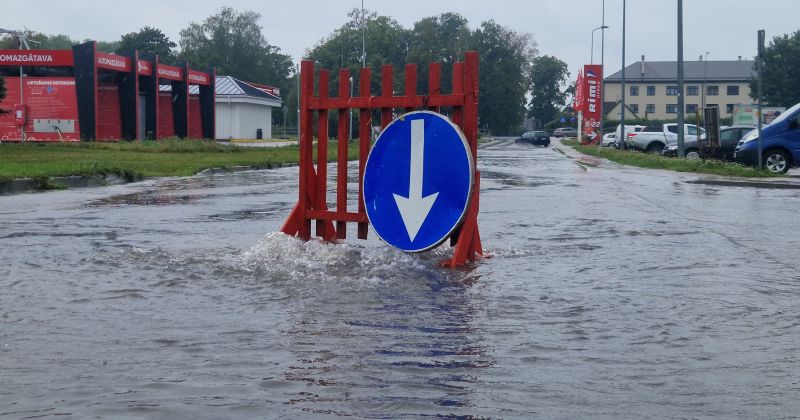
(256, 128), (263, 140)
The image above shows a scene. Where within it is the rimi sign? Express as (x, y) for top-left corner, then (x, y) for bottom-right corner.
(577, 64), (603, 144)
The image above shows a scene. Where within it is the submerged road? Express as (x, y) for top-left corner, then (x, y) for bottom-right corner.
(2, 138), (799, 418)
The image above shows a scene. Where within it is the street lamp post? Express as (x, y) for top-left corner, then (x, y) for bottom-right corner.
(591, 25), (609, 64)
(600, 0), (606, 143)
(620, 0), (627, 149)
(349, 76), (354, 140)
(702, 51), (709, 109)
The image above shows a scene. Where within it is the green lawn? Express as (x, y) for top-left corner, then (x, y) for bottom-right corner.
(561, 139), (781, 178)
(0, 139), (359, 183)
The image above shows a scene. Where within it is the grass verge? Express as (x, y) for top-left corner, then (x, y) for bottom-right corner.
(0, 139), (359, 181)
(561, 139), (781, 178)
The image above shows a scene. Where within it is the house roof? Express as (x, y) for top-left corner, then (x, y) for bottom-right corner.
(159, 75), (282, 104)
(605, 60), (755, 82)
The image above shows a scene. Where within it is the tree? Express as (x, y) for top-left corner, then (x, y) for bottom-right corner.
(305, 8), (409, 95)
(406, 13), (470, 94)
(751, 30), (800, 107)
(116, 27), (176, 63)
(528, 55), (570, 124)
(0, 32), (76, 50)
(469, 20), (536, 135)
(179, 7), (294, 126)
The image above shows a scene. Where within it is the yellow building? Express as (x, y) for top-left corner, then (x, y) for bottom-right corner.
(604, 56), (755, 120)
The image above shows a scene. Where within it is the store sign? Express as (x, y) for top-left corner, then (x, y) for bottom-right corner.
(137, 60), (153, 76)
(581, 64), (603, 144)
(0, 50), (74, 67)
(187, 70), (210, 85)
(157, 64), (183, 80)
(96, 52), (131, 72)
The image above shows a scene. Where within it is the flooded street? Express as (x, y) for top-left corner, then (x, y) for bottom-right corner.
(2, 138), (800, 418)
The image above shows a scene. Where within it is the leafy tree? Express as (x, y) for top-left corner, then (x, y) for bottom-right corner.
(528, 55), (570, 124)
(305, 8), (408, 96)
(93, 40), (120, 53)
(0, 32), (76, 50)
(406, 13), (470, 94)
(179, 7), (294, 125)
(469, 20), (536, 134)
(116, 27), (176, 62)
(751, 30), (800, 107)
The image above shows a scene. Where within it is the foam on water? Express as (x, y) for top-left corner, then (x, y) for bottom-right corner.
(235, 232), (436, 284)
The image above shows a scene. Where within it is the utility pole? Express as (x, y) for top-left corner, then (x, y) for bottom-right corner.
(361, 0), (366, 68)
(677, 0), (685, 157)
(620, 0), (626, 149)
(296, 63), (300, 141)
(757, 29), (765, 170)
(600, 0), (606, 143)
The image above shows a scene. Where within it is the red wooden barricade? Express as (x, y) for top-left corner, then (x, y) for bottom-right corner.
(281, 51), (483, 268)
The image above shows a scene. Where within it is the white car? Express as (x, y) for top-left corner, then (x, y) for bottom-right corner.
(602, 133), (617, 147)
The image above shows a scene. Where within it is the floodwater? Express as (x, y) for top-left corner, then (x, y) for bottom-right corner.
(2, 138), (800, 418)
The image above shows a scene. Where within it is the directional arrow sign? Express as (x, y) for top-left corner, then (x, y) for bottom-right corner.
(363, 111), (474, 253)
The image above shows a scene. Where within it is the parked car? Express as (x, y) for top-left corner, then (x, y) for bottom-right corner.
(553, 127), (577, 138)
(517, 130), (550, 146)
(735, 101), (800, 173)
(614, 124), (645, 148)
(662, 125), (754, 160)
(625, 123), (705, 153)
(602, 133), (617, 147)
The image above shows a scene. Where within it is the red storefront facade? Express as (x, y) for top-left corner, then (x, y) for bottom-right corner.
(0, 42), (214, 141)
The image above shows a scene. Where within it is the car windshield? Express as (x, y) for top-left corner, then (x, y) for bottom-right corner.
(769, 102), (800, 125)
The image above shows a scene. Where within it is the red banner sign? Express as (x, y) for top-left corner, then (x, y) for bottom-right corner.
(0, 77), (80, 141)
(157, 64), (183, 81)
(187, 69), (210, 85)
(0, 50), (74, 67)
(581, 64), (603, 144)
(96, 52), (131, 72)
(137, 60), (153, 76)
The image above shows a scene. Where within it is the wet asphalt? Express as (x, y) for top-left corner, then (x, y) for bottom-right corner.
(1, 137), (800, 418)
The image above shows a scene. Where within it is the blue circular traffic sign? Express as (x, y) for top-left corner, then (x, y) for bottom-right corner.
(363, 111), (474, 252)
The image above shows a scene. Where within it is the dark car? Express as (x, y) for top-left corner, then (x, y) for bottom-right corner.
(662, 125), (754, 160)
(517, 130), (550, 146)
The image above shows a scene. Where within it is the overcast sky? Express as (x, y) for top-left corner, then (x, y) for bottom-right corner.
(6, 0), (799, 81)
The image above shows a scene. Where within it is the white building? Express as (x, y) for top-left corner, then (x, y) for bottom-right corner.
(604, 57), (755, 120)
(213, 76), (282, 140)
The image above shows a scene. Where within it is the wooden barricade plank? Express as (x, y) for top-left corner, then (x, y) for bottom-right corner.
(282, 52), (483, 267)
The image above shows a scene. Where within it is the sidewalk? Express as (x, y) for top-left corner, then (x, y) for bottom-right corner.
(552, 138), (800, 189)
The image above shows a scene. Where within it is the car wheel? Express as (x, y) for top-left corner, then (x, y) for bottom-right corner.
(646, 142), (665, 154)
(685, 149), (700, 159)
(764, 149), (790, 174)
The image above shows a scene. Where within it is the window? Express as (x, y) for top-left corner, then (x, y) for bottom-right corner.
(707, 85), (719, 96)
(646, 86), (656, 96)
(686, 104), (699, 114)
(686, 86), (699, 96)
(666, 86), (679, 96)
(630, 104), (639, 114)
(726, 104), (735, 113)
(646, 104), (656, 114)
(667, 125), (678, 134)
(727, 85), (740, 95)
(666, 104), (678, 113)
(688, 126), (702, 136)
(630, 86), (639, 96)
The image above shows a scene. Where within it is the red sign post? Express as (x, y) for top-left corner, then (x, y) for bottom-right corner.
(580, 64), (603, 144)
(281, 53), (483, 268)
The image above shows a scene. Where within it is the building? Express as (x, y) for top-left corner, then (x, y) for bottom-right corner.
(212, 76), (282, 140)
(604, 56), (755, 120)
(0, 42), (215, 141)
